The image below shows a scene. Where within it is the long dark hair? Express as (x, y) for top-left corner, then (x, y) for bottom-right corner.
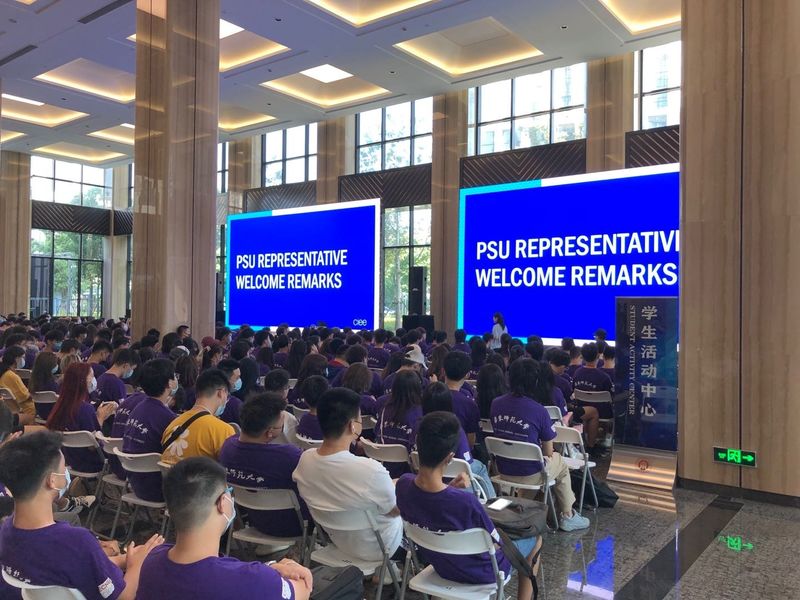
(507, 358), (550, 405)
(255, 346), (274, 369)
(341, 362), (371, 395)
(493, 312), (505, 328)
(286, 340), (307, 379)
(29, 351), (59, 393)
(47, 362), (92, 431)
(0, 347), (25, 379)
(382, 351), (404, 380)
(476, 363), (507, 419)
(471, 339), (488, 370)
(385, 370), (422, 423)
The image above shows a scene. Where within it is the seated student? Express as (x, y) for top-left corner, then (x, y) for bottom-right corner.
(547, 349), (574, 402)
(325, 339), (349, 382)
(288, 354), (329, 408)
(293, 387), (403, 563)
(174, 354), (198, 412)
(96, 349), (139, 405)
(87, 341), (113, 378)
(263, 368), (299, 445)
(47, 363), (117, 474)
(572, 343), (613, 402)
(468, 339), (488, 380)
(397, 412), (540, 599)
(200, 344), (223, 372)
(43, 329), (64, 355)
(367, 329), (391, 370)
(451, 329), (470, 354)
(27, 351), (60, 421)
(421, 384), (495, 500)
(272, 334), (290, 368)
(565, 346), (583, 379)
(381, 344), (429, 394)
(216, 359), (243, 424)
(286, 340), (307, 379)
(122, 359), (177, 502)
(491, 359), (589, 532)
(375, 371), (423, 477)
(601, 345), (616, 384)
(330, 345), (383, 398)
(215, 327), (233, 354)
(295, 375), (329, 440)
(161, 369), (235, 466)
(340, 363), (378, 416)
(475, 363), (507, 420)
(0, 431), (163, 600)
(137, 456), (312, 600)
(0, 347), (35, 425)
(442, 351), (481, 447)
(219, 393), (311, 539)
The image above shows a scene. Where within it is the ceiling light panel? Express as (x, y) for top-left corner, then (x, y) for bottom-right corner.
(394, 17), (542, 77)
(300, 64), (353, 83)
(596, 0), (681, 34)
(219, 19), (244, 39)
(88, 125), (136, 145)
(35, 58), (135, 103)
(261, 73), (389, 109)
(303, 0), (437, 26)
(218, 105), (276, 131)
(1, 93), (43, 106)
(1, 97), (87, 127)
(0, 130), (26, 143)
(34, 142), (125, 163)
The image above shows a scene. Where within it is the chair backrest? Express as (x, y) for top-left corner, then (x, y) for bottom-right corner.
(0, 387), (14, 401)
(308, 506), (379, 533)
(230, 484), (303, 513)
(465, 379), (478, 389)
(61, 430), (101, 450)
(294, 435), (323, 450)
(479, 418), (494, 433)
(124, 384), (135, 396)
(361, 415), (377, 431)
(32, 391), (58, 405)
(15, 369), (32, 381)
(572, 389), (612, 404)
(553, 425), (585, 448)
(2, 570), (87, 600)
(408, 452), (472, 480)
(288, 378), (298, 389)
(156, 461), (173, 476)
(361, 438), (410, 464)
(484, 436), (544, 463)
(229, 422), (241, 435)
(403, 522), (496, 556)
(112, 448), (163, 474)
(94, 433), (124, 458)
(291, 405), (309, 419)
(545, 406), (562, 421)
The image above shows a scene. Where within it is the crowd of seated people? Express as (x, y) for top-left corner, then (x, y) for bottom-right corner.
(0, 312), (620, 598)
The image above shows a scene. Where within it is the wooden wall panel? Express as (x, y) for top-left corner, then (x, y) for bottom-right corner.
(0, 151), (31, 313)
(679, 0), (743, 487)
(741, 0), (800, 496)
(587, 54), (633, 172)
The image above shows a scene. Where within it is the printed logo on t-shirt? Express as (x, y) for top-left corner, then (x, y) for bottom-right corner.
(98, 577), (116, 598)
(281, 578), (292, 599)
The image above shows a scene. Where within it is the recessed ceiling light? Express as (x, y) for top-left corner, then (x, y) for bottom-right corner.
(219, 19), (244, 39)
(1, 93), (44, 106)
(120, 123), (135, 129)
(300, 64), (353, 83)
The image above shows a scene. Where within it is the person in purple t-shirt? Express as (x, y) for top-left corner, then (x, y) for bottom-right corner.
(340, 363), (378, 417)
(87, 341), (113, 379)
(96, 349), (139, 405)
(272, 334), (290, 368)
(137, 456), (311, 600)
(217, 359), (243, 424)
(367, 329), (391, 370)
(381, 344), (429, 395)
(375, 370), (423, 477)
(442, 351), (481, 446)
(601, 345), (617, 388)
(489, 358), (590, 532)
(219, 393), (311, 539)
(122, 359), (178, 502)
(397, 412), (540, 599)
(295, 376), (328, 440)
(0, 431), (163, 600)
(451, 329), (470, 354)
(572, 343), (614, 416)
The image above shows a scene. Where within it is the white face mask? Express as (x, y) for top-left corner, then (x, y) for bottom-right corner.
(88, 377), (97, 394)
(16, 358), (25, 370)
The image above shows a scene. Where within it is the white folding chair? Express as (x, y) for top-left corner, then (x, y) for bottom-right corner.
(0, 387), (18, 413)
(479, 418), (494, 434)
(111, 448), (169, 543)
(545, 406), (562, 423)
(309, 507), (401, 600)
(291, 405), (310, 420)
(88, 433), (127, 535)
(2, 570), (87, 600)
(294, 435), (323, 450)
(361, 438), (410, 466)
(60, 431), (107, 480)
(572, 390), (614, 443)
(31, 391), (58, 423)
(408, 451), (489, 503)
(229, 422), (242, 435)
(484, 437), (558, 527)
(225, 485), (311, 563)
(362, 415), (377, 431)
(553, 426), (598, 513)
(14, 369), (32, 383)
(288, 378), (298, 389)
(399, 522), (509, 600)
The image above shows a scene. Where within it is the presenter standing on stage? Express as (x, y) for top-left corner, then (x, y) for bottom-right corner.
(490, 312), (508, 350)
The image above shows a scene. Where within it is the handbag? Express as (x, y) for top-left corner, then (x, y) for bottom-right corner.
(309, 565), (364, 600)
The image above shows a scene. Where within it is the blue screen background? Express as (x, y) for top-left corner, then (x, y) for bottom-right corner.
(459, 171), (679, 340)
(226, 204), (377, 330)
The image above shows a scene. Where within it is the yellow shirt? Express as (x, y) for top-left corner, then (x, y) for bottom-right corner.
(0, 370), (34, 417)
(160, 408), (235, 465)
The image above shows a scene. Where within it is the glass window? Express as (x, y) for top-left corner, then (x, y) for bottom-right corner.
(31, 229), (53, 256)
(467, 62), (588, 155)
(81, 234), (104, 260)
(55, 160), (81, 182)
(634, 41), (681, 130)
(217, 142), (229, 194)
(29, 157), (113, 208)
(30, 156), (54, 178)
(30, 177), (54, 202)
(260, 124), (318, 187)
(79, 261), (103, 318)
(356, 98), (433, 172)
(52, 259), (79, 316)
(53, 232), (80, 258)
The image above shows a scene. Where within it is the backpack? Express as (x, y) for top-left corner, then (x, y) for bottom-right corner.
(486, 496), (549, 539)
(309, 565), (363, 600)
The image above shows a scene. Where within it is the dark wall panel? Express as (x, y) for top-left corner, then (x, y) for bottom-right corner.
(339, 164), (431, 207)
(243, 181), (317, 213)
(31, 201), (111, 235)
(625, 125), (680, 168)
(113, 210), (133, 236)
(460, 139), (586, 188)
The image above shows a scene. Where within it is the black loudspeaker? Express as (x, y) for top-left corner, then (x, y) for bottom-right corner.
(409, 266), (427, 315)
(402, 315), (434, 339)
(215, 272), (224, 312)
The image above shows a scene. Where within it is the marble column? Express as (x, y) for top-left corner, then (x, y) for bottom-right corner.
(0, 150), (31, 314)
(586, 54), (634, 172)
(316, 116), (353, 204)
(131, 0), (220, 340)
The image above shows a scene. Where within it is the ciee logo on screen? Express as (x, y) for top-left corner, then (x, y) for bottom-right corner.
(353, 318), (368, 327)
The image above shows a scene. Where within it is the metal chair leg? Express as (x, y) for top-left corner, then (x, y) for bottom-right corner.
(578, 467), (588, 514)
(374, 558), (385, 600)
(108, 494), (125, 540)
(122, 504), (140, 546)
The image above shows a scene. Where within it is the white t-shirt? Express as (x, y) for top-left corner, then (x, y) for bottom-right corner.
(490, 323), (508, 349)
(271, 411), (298, 445)
(293, 449), (402, 561)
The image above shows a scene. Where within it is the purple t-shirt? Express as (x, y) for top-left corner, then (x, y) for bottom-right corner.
(136, 544), (295, 600)
(449, 388), (480, 436)
(359, 394), (377, 416)
(219, 437), (308, 538)
(452, 343), (470, 354)
(286, 387), (308, 409)
(122, 397), (176, 501)
(375, 395), (422, 477)
(554, 374), (573, 405)
(489, 393), (555, 476)
(367, 347), (391, 369)
(296, 413), (323, 440)
(0, 519), (125, 600)
(395, 474), (510, 584)
(601, 367), (616, 387)
(566, 364), (581, 378)
(572, 367), (613, 393)
(330, 369), (384, 399)
(551, 387), (567, 416)
(381, 370), (429, 396)
(96, 372), (126, 403)
(108, 391), (148, 479)
(90, 363), (107, 379)
(219, 395), (242, 424)
(61, 401), (104, 474)
(272, 352), (288, 368)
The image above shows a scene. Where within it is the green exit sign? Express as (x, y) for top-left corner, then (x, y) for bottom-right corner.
(713, 447), (757, 467)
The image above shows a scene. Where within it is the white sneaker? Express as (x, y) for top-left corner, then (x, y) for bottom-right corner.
(559, 512), (590, 532)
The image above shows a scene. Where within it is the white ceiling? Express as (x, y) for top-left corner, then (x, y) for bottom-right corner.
(0, 0), (680, 166)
